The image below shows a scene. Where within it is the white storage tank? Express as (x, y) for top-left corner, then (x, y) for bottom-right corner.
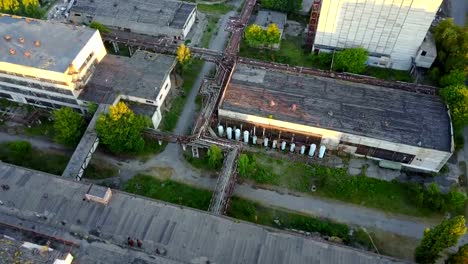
(226, 127), (233, 140)
(235, 128), (241, 141)
(309, 144), (316, 157)
(272, 140), (277, 149)
(217, 125), (224, 137)
(281, 141), (286, 150)
(243, 130), (249, 143)
(252, 136), (257, 144)
(300, 145), (306, 155)
(290, 143), (295, 152)
(263, 138), (269, 147)
(319, 145), (326, 158)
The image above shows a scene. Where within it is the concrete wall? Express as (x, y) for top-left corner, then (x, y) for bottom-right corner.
(315, 0), (443, 70)
(183, 8), (197, 38)
(155, 75), (172, 106)
(219, 108), (452, 172)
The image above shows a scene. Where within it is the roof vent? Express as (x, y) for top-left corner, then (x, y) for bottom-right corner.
(269, 100), (276, 107)
(9, 48), (16, 55)
(4, 35), (11, 41)
(24, 51), (31, 58)
(18, 37), (25, 44)
(34, 40), (41, 47)
(328, 111), (333, 116)
(291, 104), (296, 111)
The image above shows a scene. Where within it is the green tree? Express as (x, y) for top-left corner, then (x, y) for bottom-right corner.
(0, 0), (45, 19)
(245, 24), (266, 47)
(433, 19), (468, 75)
(439, 69), (467, 87)
(439, 85), (468, 129)
(332, 48), (369, 74)
(265, 23), (281, 45)
(261, 0), (302, 13)
(448, 244), (468, 264)
(415, 216), (467, 264)
(207, 145), (223, 169)
(96, 102), (150, 154)
(89, 21), (111, 33)
(52, 107), (85, 147)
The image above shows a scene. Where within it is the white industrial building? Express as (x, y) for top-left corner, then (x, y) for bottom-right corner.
(69, 0), (197, 39)
(313, 0), (443, 70)
(0, 14), (107, 112)
(218, 64), (453, 173)
(78, 50), (177, 128)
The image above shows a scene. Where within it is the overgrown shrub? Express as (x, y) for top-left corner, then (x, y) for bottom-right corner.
(7, 141), (32, 160)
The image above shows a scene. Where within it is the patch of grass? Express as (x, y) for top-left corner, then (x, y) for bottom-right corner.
(184, 151), (222, 171)
(200, 16), (219, 48)
(366, 67), (413, 82)
(197, 3), (233, 15)
(0, 141), (117, 177)
(160, 60), (204, 132)
(0, 141), (68, 175)
(123, 174), (212, 210)
(239, 152), (461, 217)
(228, 197), (350, 238)
(239, 36), (320, 68)
(24, 118), (54, 139)
(83, 161), (119, 180)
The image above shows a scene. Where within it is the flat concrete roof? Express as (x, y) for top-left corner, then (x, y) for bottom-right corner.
(220, 64), (451, 151)
(79, 51), (176, 104)
(0, 162), (405, 264)
(0, 14), (96, 72)
(255, 10), (287, 30)
(71, 0), (196, 29)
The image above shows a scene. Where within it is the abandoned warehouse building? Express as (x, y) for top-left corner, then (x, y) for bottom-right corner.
(79, 50), (177, 128)
(69, 0), (197, 39)
(218, 64), (453, 173)
(0, 14), (107, 113)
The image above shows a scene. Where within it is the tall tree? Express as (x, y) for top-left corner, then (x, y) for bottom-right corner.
(96, 102), (150, 154)
(265, 23), (281, 45)
(448, 244), (468, 264)
(332, 48), (369, 74)
(439, 69), (467, 87)
(245, 24), (266, 47)
(52, 107), (85, 147)
(261, 0), (302, 13)
(177, 44), (192, 67)
(433, 19), (468, 75)
(414, 216), (467, 264)
(0, 0), (44, 19)
(439, 85), (468, 129)
(207, 145), (223, 169)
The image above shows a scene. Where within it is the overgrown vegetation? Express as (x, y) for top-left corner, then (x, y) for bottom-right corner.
(200, 16), (219, 48)
(96, 102), (151, 154)
(0, 140), (116, 178)
(185, 146), (224, 171)
(365, 67), (413, 82)
(161, 59), (204, 132)
(0, 0), (45, 18)
(332, 48), (369, 74)
(440, 85), (468, 150)
(52, 107), (85, 147)
(448, 244), (468, 264)
(244, 23), (281, 48)
(89, 21), (111, 34)
(261, 0), (302, 13)
(238, 153), (467, 217)
(123, 174), (212, 210)
(24, 117), (54, 139)
(227, 197), (373, 249)
(415, 216), (467, 264)
(197, 3), (233, 15)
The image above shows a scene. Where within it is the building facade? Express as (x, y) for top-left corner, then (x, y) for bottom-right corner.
(218, 64), (453, 173)
(69, 0), (197, 39)
(313, 0), (443, 70)
(0, 14), (106, 112)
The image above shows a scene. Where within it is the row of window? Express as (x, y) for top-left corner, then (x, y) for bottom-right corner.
(0, 84), (78, 105)
(0, 69), (68, 86)
(0, 76), (73, 96)
(25, 98), (81, 111)
(340, 141), (415, 164)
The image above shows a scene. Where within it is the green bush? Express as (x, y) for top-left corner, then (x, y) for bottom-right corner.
(440, 69), (467, 87)
(311, 52), (333, 69)
(333, 48), (369, 74)
(7, 141), (32, 160)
